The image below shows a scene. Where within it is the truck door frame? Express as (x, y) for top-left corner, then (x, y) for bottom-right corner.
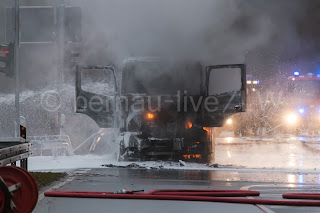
(196, 64), (246, 127)
(75, 64), (119, 128)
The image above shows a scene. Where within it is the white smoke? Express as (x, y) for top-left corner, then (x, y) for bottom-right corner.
(79, 0), (277, 65)
(0, 0), (318, 162)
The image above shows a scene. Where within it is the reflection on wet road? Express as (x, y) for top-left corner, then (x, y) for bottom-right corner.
(35, 168), (320, 213)
(215, 136), (320, 170)
(119, 167), (320, 185)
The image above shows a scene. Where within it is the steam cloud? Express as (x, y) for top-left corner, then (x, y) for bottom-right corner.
(80, 0), (275, 65)
(0, 0), (317, 86)
(0, 0), (319, 154)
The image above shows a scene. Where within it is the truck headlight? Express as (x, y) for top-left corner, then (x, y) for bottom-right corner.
(285, 114), (298, 125)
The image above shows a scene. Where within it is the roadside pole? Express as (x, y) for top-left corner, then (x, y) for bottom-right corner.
(14, 0), (20, 140)
(57, 4), (65, 135)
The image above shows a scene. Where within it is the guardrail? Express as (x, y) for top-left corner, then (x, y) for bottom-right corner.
(0, 142), (32, 170)
(29, 135), (74, 156)
(0, 135), (74, 157)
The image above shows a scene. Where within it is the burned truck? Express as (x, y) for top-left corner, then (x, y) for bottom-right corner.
(76, 58), (246, 162)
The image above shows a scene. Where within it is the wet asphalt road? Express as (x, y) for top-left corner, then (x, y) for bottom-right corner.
(215, 136), (320, 170)
(34, 168), (320, 213)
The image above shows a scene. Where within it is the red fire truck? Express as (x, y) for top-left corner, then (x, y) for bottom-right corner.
(280, 71), (320, 135)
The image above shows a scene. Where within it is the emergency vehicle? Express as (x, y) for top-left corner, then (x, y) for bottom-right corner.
(281, 71), (320, 135)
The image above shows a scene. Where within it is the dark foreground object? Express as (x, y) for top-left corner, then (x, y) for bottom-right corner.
(0, 166), (38, 213)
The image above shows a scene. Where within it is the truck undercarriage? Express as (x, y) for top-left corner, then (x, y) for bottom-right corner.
(118, 123), (212, 163)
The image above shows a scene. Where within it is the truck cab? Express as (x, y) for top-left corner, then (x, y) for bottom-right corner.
(75, 57), (246, 162)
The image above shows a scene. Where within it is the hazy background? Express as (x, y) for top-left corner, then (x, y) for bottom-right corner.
(0, 0), (319, 89)
(0, 0), (319, 142)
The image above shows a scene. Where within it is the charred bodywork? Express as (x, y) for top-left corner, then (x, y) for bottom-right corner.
(76, 58), (246, 162)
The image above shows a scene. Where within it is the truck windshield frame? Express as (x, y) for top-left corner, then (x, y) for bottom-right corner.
(121, 61), (201, 96)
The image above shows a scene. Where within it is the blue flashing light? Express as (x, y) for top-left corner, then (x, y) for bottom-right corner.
(257, 80), (260, 85)
(298, 107), (305, 114)
(293, 71), (300, 76)
(317, 67), (320, 76)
